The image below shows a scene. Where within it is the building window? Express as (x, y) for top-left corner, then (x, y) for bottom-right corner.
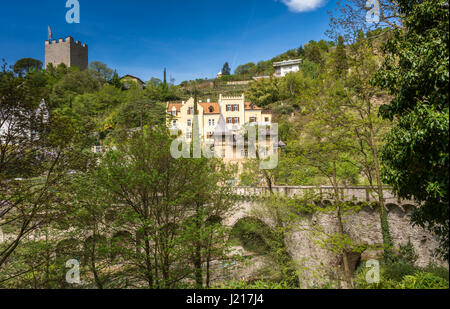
(249, 117), (257, 123)
(208, 119), (215, 126)
(209, 106), (214, 113)
(186, 132), (192, 139)
(233, 104), (239, 112)
(207, 132), (213, 139)
(188, 107), (194, 115)
(265, 117), (270, 122)
(227, 117), (233, 124)
(172, 120), (177, 126)
(187, 119), (192, 127)
(226, 105), (232, 112)
(233, 117), (240, 124)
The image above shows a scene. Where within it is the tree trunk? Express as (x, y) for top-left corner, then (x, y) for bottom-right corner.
(144, 232), (154, 288)
(90, 226), (103, 289)
(194, 247), (203, 288)
(333, 162), (353, 288)
(337, 204), (353, 288)
(369, 122), (393, 261)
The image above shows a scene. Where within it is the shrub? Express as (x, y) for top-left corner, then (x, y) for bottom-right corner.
(353, 261), (449, 289)
(395, 241), (418, 265)
(383, 262), (418, 281)
(400, 272), (449, 289)
(423, 263), (450, 281)
(212, 279), (295, 289)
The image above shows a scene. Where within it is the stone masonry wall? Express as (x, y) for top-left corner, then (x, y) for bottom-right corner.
(220, 191), (445, 287)
(45, 37), (88, 70)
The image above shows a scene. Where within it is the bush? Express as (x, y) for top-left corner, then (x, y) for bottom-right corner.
(353, 261), (449, 289)
(212, 279), (295, 289)
(400, 272), (449, 289)
(423, 263), (450, 281)
(395, 241), (418, 265)
(383, 262), (418, 281)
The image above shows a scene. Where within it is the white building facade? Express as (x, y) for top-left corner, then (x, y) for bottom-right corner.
(273, 59), (302, 77)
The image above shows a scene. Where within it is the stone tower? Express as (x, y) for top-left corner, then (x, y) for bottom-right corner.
(45, 36), (88, 70)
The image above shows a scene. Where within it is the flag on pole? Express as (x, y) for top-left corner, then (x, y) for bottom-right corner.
(48, 26), (53, 40)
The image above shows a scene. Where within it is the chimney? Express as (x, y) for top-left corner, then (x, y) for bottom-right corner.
(182, 101), (185, 105)
(207, 98), (211, 103)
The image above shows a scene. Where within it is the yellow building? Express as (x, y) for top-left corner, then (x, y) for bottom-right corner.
(166, 94), (273, 163)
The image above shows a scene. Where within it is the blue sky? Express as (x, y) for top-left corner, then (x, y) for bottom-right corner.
(0, 0), (337, 83)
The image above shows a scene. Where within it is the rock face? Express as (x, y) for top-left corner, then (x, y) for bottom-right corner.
(223, 199), (445, 287)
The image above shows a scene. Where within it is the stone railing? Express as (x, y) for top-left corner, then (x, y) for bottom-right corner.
(233, 186), (411, 205)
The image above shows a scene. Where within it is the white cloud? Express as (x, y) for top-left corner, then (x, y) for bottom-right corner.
(280, 0), (327, 13)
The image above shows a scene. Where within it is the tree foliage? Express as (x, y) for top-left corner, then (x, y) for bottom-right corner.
(13, 58), (43, 77)
(374, 0), (449, 261)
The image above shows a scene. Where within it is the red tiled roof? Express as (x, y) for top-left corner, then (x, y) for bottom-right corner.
(167, 103), (182, 113)
(199, 102), (220, 114)
(244, 102), (262, 110)
(167, 102), (268, 114)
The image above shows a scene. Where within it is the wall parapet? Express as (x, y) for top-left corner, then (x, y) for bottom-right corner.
(232, 186), (413, 205)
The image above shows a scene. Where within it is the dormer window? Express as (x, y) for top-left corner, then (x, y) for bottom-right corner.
(171, 107), (177, 116)
(209, 106), (214, 113)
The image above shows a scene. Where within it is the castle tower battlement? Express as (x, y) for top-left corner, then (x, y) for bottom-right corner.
(45, 36), (88, 70)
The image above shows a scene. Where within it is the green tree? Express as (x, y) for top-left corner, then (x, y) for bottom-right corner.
(61, 171), (112, 289)
(304, 41), (324, 66)
(246, 78), (281, 107)
(89, 61), (114, 82)
(0, 63), (88, 269)
(333, 36), (348, 78)
(13, 58), (43, 77)
(235, 62), (256, 77)
(327, 0), (403, 42)
(298, 75), (361, 287)
(374, 0), (449, 261)
(110, 71), (123, 89)
(221, 62), (231, 76)
(95, 124), (237, 288)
